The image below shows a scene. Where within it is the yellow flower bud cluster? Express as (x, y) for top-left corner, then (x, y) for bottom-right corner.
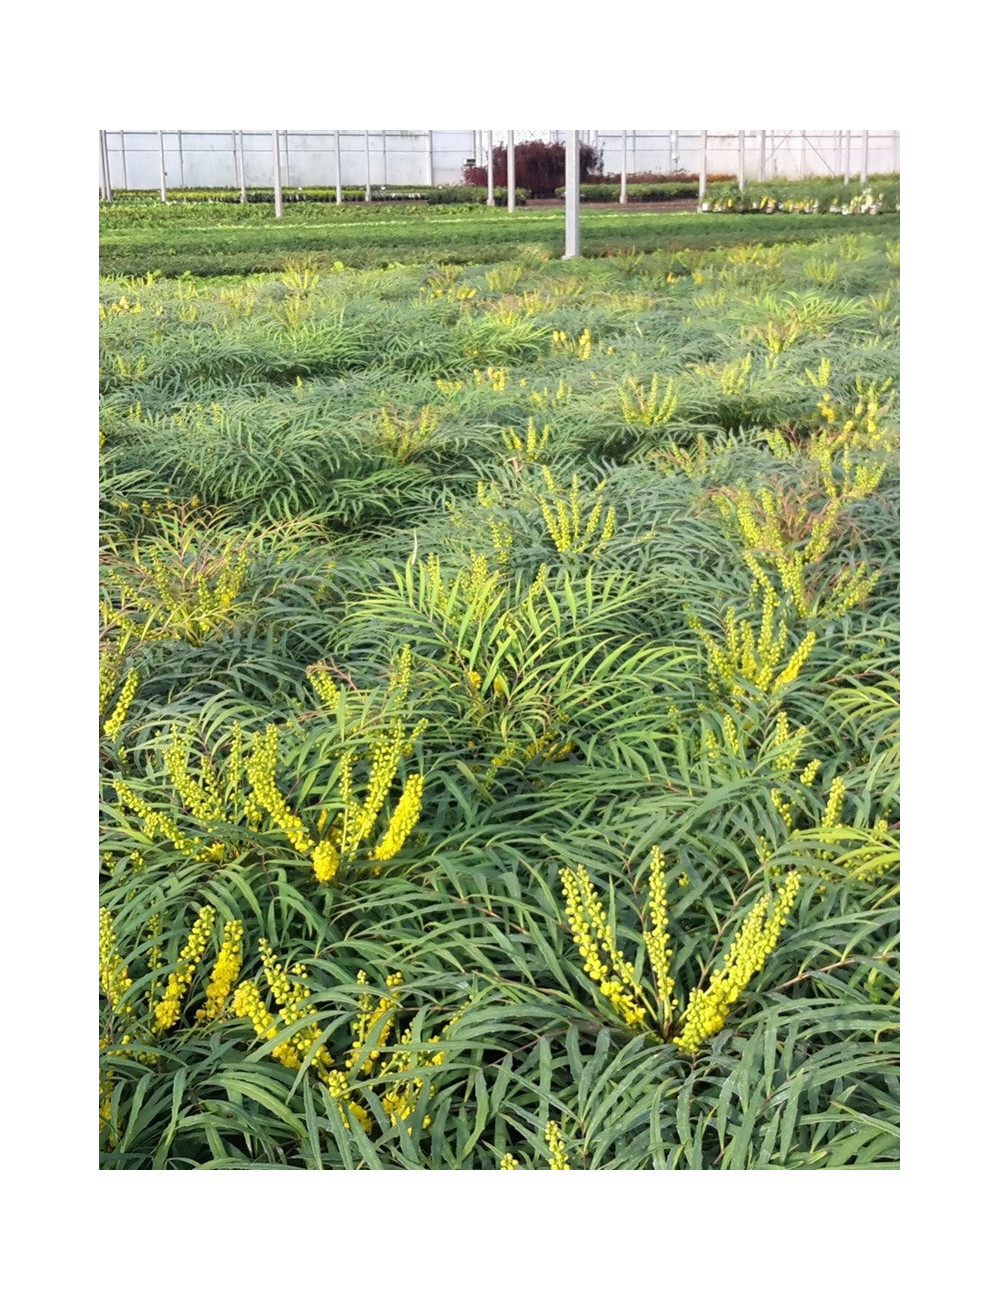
(99, 908), (134, 1015)
(258, 940), (334, 1071)
(821, 776), (848, 829)
(102, 665), (139, 743)
(545, 1121), (572, 1169)
(164, 726), (225, 823)
(560, 864), (649, 1029)
(370, 773), (424, 865)
(344, 971), (404, 1075)
(247, 724), (313, 854)
(529, 377), (573, 410)
(152, 905), (216, 1032)
(538, 467), (615, 559)
(377, 404), (439, 460)
(231, 948), (460, 1136)
(690, 597), (817, 702)
(499, 1152), (519, 1169)
(644, 846), (677, 1026)
(551, 327), (591, 359)
(618, 373), (679, 426)
(799, 758), (822, 787)
(560, 851), (802, 1053)
(769, 711), (808, 776)
(107, 538), (250, 648)
(672, 872), (801, 1054)
(502, 416), (550, 462)
(112, 779), (199, 854)
(472, 365), (507, 391)
(195, 920), (244, 1022)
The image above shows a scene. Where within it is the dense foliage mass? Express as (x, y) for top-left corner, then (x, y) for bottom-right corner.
(99, 212), (900, 1169)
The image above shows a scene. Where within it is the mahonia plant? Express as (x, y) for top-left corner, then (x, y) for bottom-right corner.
(560, 847), (800, 1053)
(232, 946), (464, 1137)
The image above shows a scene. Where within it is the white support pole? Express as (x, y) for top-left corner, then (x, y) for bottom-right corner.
(507, 131), (515, 212)
(231, 130), (239, 193)
(799, 129), (806, 178)
(737, 129), (745, 189)
(699, 129), (707, 202)
(759, 129), (766, 182)
(364, 129), (372, 201)
(334, 130), (343, 203)
(834, 130), (842, 177)
(158, 130), (167, 201)
(892, 131), (899, 173)
(99, 130), (111, 200)
(237, 131), (247, 203)
(120, 131), (128, 190)
(486, 129), (495, 206)
(564, 129), (581, 260)
(382, 130), (388, 187)
(619, 129), (627, 204)
(861, 129), (869, 184)
(272, 130), (284, 218)
(671, 127), (679, 170)
(283, 130), (291, 188)
(177, 131), (184, 188)
(844, 130), (850, 183)
(426, 129), (434, 185)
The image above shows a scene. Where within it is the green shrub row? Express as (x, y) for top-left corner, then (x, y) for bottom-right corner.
(555, 182), (699, 202)
(104, 186), (529, 207)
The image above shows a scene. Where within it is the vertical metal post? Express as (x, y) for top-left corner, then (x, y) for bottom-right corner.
(237, 131), (247, 203)
(670, 127), (679, 170)
(334, 130), (343, 203)
(231, 130), (239, 192)
(283, 130), (291, 187)
(892, 131), (899, 173)
(486, 129), (495, 206)
(99, 130), (111, 200)
(834, 130), (842, 177)
(364, 129), (372, 201)
(158, 130), (167, 201)
(382, 130), (388, 187)
(799, 129), (806, 178)
(564, 129), (581, 259)
(737, 129), (745, 189)
(619, 129), (627, 204)
(178, 131), (184, 188)
(843, 130), (851, 183)
(699, 129), (707, 202)
(507, 131), (516, 211)
(426, 129), (434, 185)
(861, 129), (869, 184)
(272, 130), (284, 218)
(759, 129), (766, 182)
(120, 132), (129, 191)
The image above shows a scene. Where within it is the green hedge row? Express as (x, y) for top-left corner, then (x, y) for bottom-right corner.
(103, 186), (529, 207)
(554, 182), (699, 202)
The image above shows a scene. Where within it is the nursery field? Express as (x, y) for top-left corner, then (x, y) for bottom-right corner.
(99, 196), (899, 278)
(99, 213), (900, 1169)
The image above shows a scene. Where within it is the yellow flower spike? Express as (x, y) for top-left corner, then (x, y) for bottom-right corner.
(499, 1153), (520, 1170)
(672, 872), (800, 1054)
(545, 1121), (572, 1169)
(99, 908), (134, 1015)
(196, 920), (244, 1021)
(151, 905), (216, 1032)
(311, 840), (340, 882)
(643, 846), (676, 1024)
(370, 773), (424, 863)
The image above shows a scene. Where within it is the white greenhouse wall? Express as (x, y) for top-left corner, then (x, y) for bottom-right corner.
(100, 129), (899, 192)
